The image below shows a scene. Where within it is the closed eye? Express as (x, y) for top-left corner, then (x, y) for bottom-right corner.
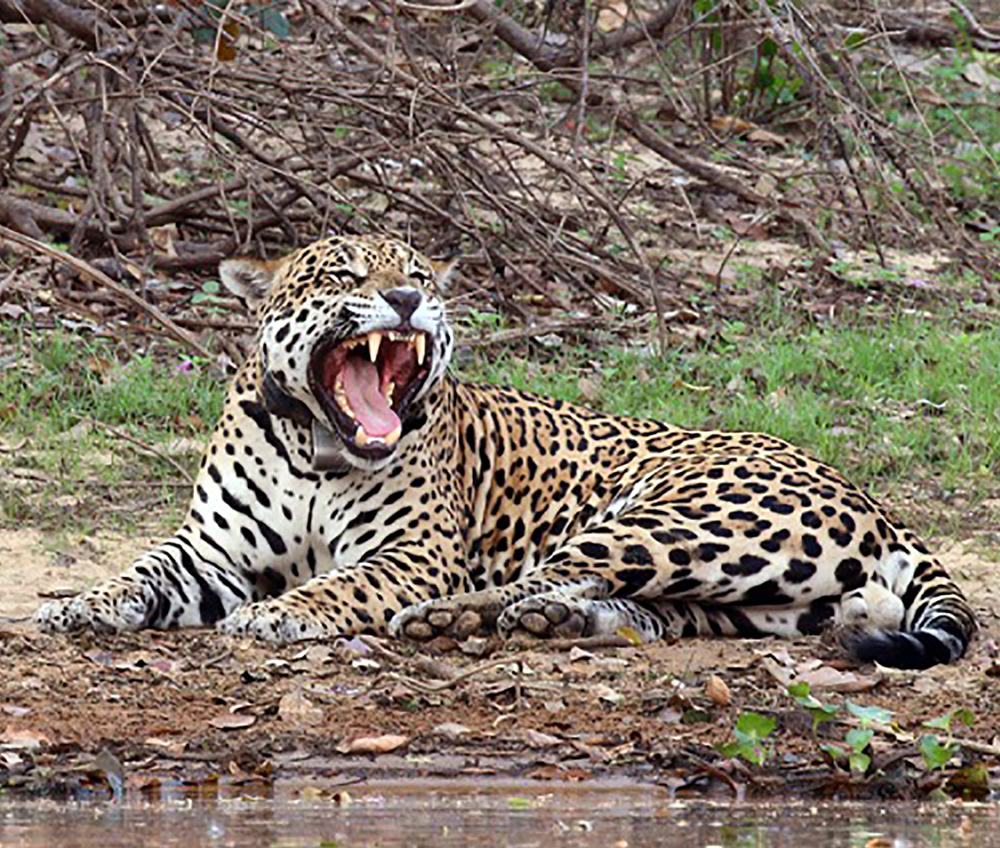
(330, 268), (364, 284)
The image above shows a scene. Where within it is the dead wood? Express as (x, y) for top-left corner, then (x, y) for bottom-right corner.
(0, 0), (103, 47)
(0, 0), (996, 357)
(0, 225), (212, 359)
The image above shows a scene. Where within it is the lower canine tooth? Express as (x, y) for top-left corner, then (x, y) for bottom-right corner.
(354, 425), (369, 447)
(384, 424), (402, 447)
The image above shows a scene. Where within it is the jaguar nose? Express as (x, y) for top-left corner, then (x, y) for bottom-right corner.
(380, 287), (422, 324)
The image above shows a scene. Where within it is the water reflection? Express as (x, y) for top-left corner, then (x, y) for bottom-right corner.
(0, 780), (992, 847)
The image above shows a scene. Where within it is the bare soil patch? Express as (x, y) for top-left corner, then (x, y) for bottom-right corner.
(1, 530), (997, 801)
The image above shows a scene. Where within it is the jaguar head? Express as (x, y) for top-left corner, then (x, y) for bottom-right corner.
(220, 236), (456, 470)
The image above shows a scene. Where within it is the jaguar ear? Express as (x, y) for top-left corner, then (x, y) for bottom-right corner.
(219, 257), (282, 310)
(430, 256), (459, 288)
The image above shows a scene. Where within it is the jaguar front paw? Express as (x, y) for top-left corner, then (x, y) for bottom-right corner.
(34, 580), (155, 635)
(389, 598), (490, 642)
(218, 599), (333, 644)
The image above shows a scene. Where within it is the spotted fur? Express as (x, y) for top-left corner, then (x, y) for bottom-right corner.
(35, 236), (976, 669)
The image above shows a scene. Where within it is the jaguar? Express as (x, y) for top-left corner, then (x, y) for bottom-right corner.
(35, 235), (977, 669)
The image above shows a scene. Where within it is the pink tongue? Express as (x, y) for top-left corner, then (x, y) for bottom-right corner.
(342, 358), (400, 438)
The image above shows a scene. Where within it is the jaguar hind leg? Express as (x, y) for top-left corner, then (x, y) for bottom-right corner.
(393, 498), (854, 645)
(497, 593), (834, 642)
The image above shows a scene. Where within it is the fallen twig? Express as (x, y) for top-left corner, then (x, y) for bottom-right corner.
(77, 415), (195, 485)
(543, 635), (636, 650)
(377, 656), (518, 694)
(0, 225), (212, 359)
(357, 634), (457, 680)
(465, 316), (616, 347)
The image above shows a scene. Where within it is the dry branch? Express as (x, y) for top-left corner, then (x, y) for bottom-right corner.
(0, 0), (995, 348)
(0, 225), (212, 359)
(466, 0), (828, 250)
(0, 0), (103, 46)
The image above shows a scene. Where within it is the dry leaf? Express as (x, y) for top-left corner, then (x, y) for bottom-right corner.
(209, 712), (256, 730)
(148, 225), (177, 257)
(963, 62), (1000, 92)
(433, 723), (471, 740)
(747, 128), (787, 148)
(593, 683), (624, 705)
(0, 729), (47, 749)
(523, 728), (562, 747)
(797, 664), (879, 692)
(339, 734), (409, 755)
(913, 87), (947, 105)
(596, 0), (628, 31)
(216, 20), (240, 62)
(705, 675), (731, 706)
(711, 115), (754, 135)
(615, 626), (644, 646)
(143, 737), (188, 756)
(577, 375), (601, 404)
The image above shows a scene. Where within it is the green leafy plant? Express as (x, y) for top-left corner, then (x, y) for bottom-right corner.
(719, 711), (776, 766)
(191, 279), (228, 309)
(787, 682), (839, 733)
(831, 702), (893, 775)
(846, 702), (893, 727)
(919, 708), (975, 770)
(837, 727), (875, 775)
(919, 734), (956, 770)
(788, 685), (893, 776)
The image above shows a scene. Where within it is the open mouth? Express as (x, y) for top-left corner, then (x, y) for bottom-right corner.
(309, 329), (430, 459)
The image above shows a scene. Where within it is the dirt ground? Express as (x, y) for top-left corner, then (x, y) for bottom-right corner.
(0, 527), (997, 802)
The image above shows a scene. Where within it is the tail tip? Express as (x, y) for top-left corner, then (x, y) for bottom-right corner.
(842, 628), (964, 670)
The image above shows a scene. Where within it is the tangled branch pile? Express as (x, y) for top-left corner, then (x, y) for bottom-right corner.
(1, 0), (997, 345)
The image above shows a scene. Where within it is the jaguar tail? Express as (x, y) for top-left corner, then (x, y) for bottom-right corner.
(845, 560), (976, 669)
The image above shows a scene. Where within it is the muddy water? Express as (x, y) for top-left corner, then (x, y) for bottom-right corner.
(0, 780), (994, 847)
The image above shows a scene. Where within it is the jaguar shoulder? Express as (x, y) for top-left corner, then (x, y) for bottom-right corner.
(34, 235), (977, 670)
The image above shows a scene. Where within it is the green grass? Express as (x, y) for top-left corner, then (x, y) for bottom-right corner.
(3, 313), (999, 535)
(4, 334), (222, 434)
(0, 328), (224, 529)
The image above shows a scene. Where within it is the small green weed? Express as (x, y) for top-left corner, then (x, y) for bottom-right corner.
(920, 708), (975, 769)
(787, 683), (974, 777)
(787, 681), (839, 733)
(719, 711), (776, 766)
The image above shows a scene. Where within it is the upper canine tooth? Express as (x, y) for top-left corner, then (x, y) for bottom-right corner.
(367, 331), (383, 362)
(413, 334), (427, 366)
